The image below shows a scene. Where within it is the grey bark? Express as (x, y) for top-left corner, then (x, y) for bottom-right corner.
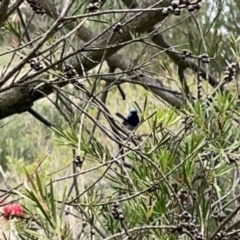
(0, 0), (185, 120)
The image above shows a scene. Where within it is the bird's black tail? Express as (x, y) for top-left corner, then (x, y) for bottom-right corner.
(115, 112), (126, 121)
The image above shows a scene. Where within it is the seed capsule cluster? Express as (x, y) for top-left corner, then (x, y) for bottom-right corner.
(177, 210), (205, 239)
(26, 0), (45, 15)
(175, 189), (205, 239)
(111, 202), (124, 220)
(162, 0), (202, 16)
(181, 49), (192, 60)
(29, 58), (43, 71)
(223, 62), (237, 83)
(63, 64), (78, 79)
(199, 53), (210, 63)
(113, 22), (123, 34)
(73, 155), (84, 168)
(87, 0), (102, 13)
(147, 180), (159, 193)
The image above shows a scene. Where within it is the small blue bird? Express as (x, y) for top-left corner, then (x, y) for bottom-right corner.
(116, 109), (140, 131)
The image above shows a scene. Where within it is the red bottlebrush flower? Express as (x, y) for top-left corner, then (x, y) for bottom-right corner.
(2, 203), (24, 219)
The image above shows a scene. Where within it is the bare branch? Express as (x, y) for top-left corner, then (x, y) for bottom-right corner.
(0, 0), (185, 120)
(0, 0), (11, 27)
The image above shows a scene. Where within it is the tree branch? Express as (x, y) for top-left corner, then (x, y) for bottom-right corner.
(0, 0), (185, 120)
(0, 0), (11, 27)
(121, 0), (220, 89)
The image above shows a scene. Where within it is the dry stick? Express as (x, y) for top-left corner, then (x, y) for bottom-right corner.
(53, 85), (129, 148)
(0, 35), (42, 57)
(69, 161), (115, 204)
(0, 1), (72, 86)
(6, 0), (24, 19)
(28, 108), (54, 128)
(0, 0), (185, 120)
(96, 70), (126, 179)
(42, 0), (183, 98)
(74, 96), (94, 203)
(51, 85), (92, 201)
(56, 93), (74, 114)
(50, 148), (135, 191)
(71, 148), (80, 231)
(76, 204), (107, 238)
(67, 99), (137, 204)
(122, 0), (220, 91)
(17, 7), (33, 46)
(2, 2), (195, 101)
(59, 91), (80, 200)
(83, 66), (116, 161)
(36, 88), (72, 125)
(2, 11), (34, 84)
(0, 0), (10, 27)
(83, 75), (140, 145)
(31, 87), (86, 235)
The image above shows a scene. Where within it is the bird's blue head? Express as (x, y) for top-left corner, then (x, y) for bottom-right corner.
(116, 108), (140, 131)
(125, 109), (139, 130)
(127, 109), (137, 118)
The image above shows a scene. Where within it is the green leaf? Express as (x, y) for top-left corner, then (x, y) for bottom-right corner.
(4, 21), (22, 39)
(146, 200), (156, 222)
(49, 179), (56, 223)
(36, 172), (44, 199)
